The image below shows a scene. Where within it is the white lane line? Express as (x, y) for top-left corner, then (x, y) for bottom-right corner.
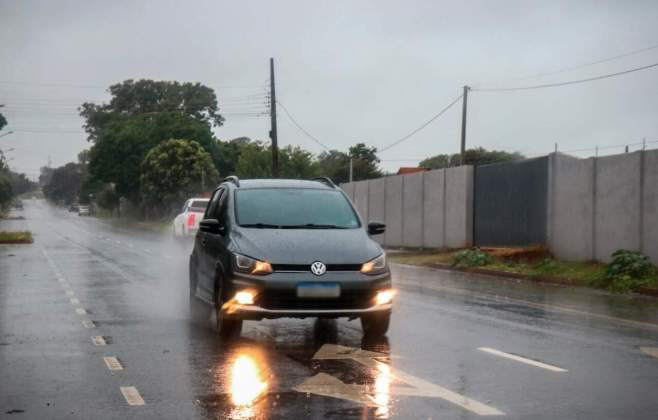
(82, 319), (96, 329)
(640, 347), (658, 358)
(128, 244), (134, 248)
(103, 356), (124, 371)
(478, 347), (567, 372)
(70, 297), (80, 305)
(65, 290), (75, 297)
(75, 307), (87, 315)
(115, 240), (121, 244)
(120, 386), (145, 406)
(92, 336), (107, 346)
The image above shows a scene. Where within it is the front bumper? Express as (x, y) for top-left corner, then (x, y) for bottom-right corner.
(226, 302), (392, 320)
(225, 270), (392, 320)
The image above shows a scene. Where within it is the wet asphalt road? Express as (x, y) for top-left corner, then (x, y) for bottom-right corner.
(1, 200), (658, 420)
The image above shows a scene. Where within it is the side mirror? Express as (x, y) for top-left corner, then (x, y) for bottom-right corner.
(367, 221), (386, 235)
(199, 219), (225, 235)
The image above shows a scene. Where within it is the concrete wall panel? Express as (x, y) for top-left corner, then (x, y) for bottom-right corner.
(423, 169), (445, 248)
(445, 166), (473, 248)
(549, 154), (595, 261)
(353, 181), (369, 225)
(642, 150), (658, 264)
(595, 152), (642, 262)
(402, 172), (424, 247)
(368, 178), (386, 244)
(384, 175), (403, 246)
(341, 183), (355, 201)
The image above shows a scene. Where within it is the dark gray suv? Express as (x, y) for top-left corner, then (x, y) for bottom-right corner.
(188, 176), (393, 337)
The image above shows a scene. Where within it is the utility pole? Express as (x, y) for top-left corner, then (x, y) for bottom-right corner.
(269, 58), (279, 178)
(459, 86), (470, 166)
(201, 169), (205, 192)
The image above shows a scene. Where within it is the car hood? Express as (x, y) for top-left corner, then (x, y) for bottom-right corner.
(231, 227), (382, 265)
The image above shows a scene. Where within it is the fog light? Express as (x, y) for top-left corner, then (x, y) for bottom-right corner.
(375, 289), (395, 305)
(235, 291), (255, 305)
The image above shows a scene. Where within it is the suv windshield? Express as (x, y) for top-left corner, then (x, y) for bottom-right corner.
(235, 188), (360, 228)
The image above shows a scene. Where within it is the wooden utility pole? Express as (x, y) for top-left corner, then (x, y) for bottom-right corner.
(269, 58), (279, 178)
(459, 85), (469, 165)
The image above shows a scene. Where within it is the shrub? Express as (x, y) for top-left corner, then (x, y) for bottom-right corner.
(596, 250), (657, 292)
(453, 248), (492, 267)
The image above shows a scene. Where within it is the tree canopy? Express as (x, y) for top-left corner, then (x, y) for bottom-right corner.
(419, 147), (524, 169)
(140, 139), (218, 212)
(79, 79), (224, 141)
(317, 142), (382, 184)
(42, 162), (85, 205)
(0, 112), (7, 131)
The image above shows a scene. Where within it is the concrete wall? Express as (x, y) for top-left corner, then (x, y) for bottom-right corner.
(341, 166), (474, 248)
(549, 150), (657, 264)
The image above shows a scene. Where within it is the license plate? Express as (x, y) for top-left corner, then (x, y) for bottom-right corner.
(296, 282), (341, 298)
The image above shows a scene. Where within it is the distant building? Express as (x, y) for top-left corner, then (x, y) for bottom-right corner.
(396, 167), (430, 175)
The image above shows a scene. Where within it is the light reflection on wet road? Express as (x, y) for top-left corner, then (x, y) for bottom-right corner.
(1, 200), (658, 419)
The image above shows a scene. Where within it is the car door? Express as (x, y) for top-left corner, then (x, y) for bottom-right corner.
(196, 188), (225, 299)
(202, 188), (232, 300)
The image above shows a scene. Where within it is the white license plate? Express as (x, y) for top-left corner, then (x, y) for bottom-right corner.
(296, 282), (341, 298)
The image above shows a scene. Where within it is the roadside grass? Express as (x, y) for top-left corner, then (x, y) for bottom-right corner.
(0, 231), (34, 244)
(388, 247), (657, 294)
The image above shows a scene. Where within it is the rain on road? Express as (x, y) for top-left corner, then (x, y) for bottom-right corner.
(1, 200), (658, 419)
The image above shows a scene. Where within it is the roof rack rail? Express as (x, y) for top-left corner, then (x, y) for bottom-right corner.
(311, 177), (336, 188)
(223, 175), (240, 187)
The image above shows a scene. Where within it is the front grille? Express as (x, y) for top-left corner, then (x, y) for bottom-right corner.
(271, 263), (362, 272)
(256, 289), (374, 310)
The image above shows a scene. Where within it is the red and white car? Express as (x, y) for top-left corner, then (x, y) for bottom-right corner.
(172, 198), (210, 238)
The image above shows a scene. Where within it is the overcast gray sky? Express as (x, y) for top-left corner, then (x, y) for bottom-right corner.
(2, 0), (658, 177)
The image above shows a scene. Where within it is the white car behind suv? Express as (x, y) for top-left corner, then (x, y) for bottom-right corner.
(173, 198), (209, 238)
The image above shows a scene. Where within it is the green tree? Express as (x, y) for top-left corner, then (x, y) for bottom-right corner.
(0, 176), (12, 211)
(0, 112), (7, 131)
(87, 112), (216, 202)
(140, 139), (219, 213)
(279, 145), (320, 179)
(420, 147), (524, 169)
(215, 137), (251, 176)
(42, 162), (84, 205)
(235, 141), (272, 178)
(317, 143), (382, 184)
(79, 79), (224, 141)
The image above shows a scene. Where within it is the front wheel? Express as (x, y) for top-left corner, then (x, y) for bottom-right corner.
(216, 304), (242, 338)
(361, 311), (391, 337)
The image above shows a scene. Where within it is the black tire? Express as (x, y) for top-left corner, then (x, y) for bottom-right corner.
(214, 272), (242, 338)
(189, 258), (211, 323)
(361, 311), (391, 337)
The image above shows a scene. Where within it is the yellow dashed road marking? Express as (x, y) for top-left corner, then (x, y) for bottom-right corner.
(103, 356), (123, 371)
(478, 347), (567, 372)
(92, 336), (107, 346)
(120, 386), (145, 406)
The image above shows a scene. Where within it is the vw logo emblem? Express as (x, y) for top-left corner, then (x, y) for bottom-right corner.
(310, 261), (326, 276)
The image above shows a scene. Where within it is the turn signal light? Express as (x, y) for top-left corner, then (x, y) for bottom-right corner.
(375, 289), (396, 305)
(252, 260), (273, 275)
(235, 291), (255, 305)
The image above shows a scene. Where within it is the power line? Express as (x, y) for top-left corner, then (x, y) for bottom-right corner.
(276, 100), (331, 151)
(511, 43), (658, 82)
(379, 94), (463, 153)
(473, 61), (658, 92)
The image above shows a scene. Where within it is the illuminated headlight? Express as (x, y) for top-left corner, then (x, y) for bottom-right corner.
(235, 254), (273, 275)
(375, 289), (396, 305)
(360, 253), (387, 274)
(234, 291), (255, 305)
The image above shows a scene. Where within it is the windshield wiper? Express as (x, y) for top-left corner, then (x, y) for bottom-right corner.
(280, 223), (350, 229)
(240, 223), (281, 229)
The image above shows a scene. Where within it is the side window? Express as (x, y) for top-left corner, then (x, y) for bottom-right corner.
(204, 189), (223, 219)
